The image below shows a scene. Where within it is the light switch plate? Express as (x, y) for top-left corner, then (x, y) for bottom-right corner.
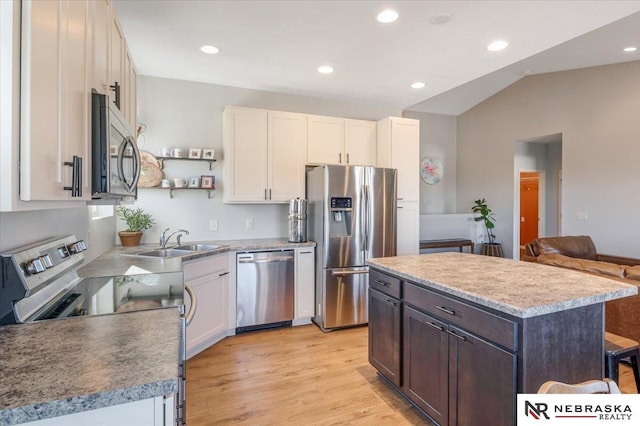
(246, 219), (254, 230)
(210, 219), (218, 231)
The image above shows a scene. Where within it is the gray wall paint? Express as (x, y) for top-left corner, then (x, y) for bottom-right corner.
(403, 110), (457, 214)
(457, 60), (640, 258)
(133, 76), (402, 244)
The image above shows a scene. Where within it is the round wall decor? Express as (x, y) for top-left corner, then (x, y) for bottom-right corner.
(420, 155), (443, 185)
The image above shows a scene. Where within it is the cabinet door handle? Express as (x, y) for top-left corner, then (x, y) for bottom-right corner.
(426, 321), (444, 332)
(385, 299), (397, 307)
(339, 153), (342, 163)
(219, 271), (229, 277)
(346, 153), (350, 164)
(300, 250), (313, 254)
(446, 329), (467, 341)
(264, 188), (267, 200)
(436, 305), (456, 315)
(375, 279), (388, 286)
(269, 188), (271, 200)
(110, 81), (121, 109)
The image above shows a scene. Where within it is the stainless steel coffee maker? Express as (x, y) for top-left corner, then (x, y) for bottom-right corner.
(288, 198), (308, 243)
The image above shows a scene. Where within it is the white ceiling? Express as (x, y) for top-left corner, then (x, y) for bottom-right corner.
(114, 1), (640, 116)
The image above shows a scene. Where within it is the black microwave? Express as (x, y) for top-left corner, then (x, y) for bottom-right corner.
(91, 92), (140, 200)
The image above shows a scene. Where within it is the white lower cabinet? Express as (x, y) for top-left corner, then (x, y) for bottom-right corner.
(183, 253), (229, 359)
(397, 201), (419, 255)
(294, 247), (315, 324)
(19, 396), (172, 426)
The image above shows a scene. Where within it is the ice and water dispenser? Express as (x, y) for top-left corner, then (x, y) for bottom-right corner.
(329, 197), (352, 237)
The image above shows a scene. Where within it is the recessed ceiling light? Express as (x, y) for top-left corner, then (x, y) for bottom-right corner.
(623, 46), (637, 52)
(200, 45), (219, 55)
(318, 65), (334, 74)
(430, 13), (453, 25)
(377, 9), (398, 23)
(411, 82), (426, 89)
(487, 40), (509, 52)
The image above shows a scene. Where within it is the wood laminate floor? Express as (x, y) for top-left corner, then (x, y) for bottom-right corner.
(186, 324), (638, 425)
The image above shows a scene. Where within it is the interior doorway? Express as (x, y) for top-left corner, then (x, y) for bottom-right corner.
(519, 172), (541, 258)
(513, 134), (562, 260)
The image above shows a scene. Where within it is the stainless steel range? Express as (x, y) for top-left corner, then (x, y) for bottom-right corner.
(0, 235), (191, 425)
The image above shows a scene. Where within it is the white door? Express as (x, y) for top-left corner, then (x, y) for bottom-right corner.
(397, 200), (419, 255)
(390, 118), (420, 202)
(268, 111), (307, 201)
(20, 0), (90, 201)
(110, 14), (125, 110)
(185, 272), (228, 353)
(307, 115), (343, 165)
(223, 107), (268, 202)
(344, 119), (376, 166)
(295, 247), (315, 321)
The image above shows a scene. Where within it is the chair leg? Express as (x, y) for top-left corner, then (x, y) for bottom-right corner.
(607, 355), (619, 384)
(629, 354), (640, 393)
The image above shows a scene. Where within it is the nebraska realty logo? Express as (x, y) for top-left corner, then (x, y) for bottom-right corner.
(517, 394), (640, 425)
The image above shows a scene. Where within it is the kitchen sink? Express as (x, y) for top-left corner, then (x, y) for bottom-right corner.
(133, 249), (194, 258)
(173, 244), (223, 251)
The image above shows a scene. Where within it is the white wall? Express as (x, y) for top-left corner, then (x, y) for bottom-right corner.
(0, 208), (114, 263)
(132, 76), (402, 244)
(403, 110), (457, 214)
(457, 60), (640, 258)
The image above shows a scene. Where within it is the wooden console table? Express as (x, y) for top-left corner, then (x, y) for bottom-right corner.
(419, 238), (474, 253)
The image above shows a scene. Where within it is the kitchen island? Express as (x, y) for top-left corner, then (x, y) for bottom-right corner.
(367, 252), (637, 426)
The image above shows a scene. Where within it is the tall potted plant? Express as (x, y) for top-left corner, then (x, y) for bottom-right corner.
(116, 207), (154, 247)
(472, 198), (503, 257)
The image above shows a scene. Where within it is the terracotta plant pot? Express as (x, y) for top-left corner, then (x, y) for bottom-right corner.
(119, 231), (143, 247)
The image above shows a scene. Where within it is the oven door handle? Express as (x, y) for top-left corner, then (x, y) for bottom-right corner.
(185, 284), (197, 326)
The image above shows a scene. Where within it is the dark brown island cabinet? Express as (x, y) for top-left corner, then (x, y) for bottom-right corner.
(368, 265), (620, 426)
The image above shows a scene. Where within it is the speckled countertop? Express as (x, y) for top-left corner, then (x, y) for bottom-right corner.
(367, 252), (637, 318)
(78, 238), (316, 277)
(0, 308), (180, 425)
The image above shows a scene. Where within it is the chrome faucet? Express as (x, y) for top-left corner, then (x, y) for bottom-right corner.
(160, 229), (189, 248)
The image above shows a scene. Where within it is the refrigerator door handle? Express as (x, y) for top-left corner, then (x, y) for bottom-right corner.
(360, 185), (367, 251)
(364, 184), (370, 253)
(331, 267), (369, 276)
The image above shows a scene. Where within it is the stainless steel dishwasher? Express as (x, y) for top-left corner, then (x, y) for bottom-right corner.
(236, 250), (294, 333)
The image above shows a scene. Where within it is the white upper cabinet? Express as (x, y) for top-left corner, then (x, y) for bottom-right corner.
(224, 106), (306, 203)
(268, 110), (307, 202)
(377, 117), (420, 201)
(91, 0), (110, 95)
(307, 115), (376, 166)
(344, 119), (376, 166)
(224, 106), (269, 202)
(20, 0), (91, 201)
(307, 115), (343, 165)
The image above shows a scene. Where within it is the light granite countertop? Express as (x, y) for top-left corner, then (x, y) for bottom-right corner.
(0, 308), (180, 425)
(78, 238), (316, 278)
(367, 252), (638, 318)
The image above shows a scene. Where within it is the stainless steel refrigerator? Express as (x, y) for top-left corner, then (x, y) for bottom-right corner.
(307, 165), (397, 331)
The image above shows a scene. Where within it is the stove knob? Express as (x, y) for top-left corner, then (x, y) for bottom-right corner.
(25, 258), (45, 275)
(68, 242), (84, 254)
(39, 254), (54, 269)
(57, 246), (70, 258)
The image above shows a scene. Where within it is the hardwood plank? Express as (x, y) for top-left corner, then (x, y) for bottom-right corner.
(186, 325), (637, 425)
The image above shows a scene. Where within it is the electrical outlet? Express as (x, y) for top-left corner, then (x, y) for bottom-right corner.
(209, 219), (218, 231)
(246, 219), (254, 230)
(577, 212), (588, 221)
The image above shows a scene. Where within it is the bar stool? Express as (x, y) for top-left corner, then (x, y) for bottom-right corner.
(605, 332), (640, 392)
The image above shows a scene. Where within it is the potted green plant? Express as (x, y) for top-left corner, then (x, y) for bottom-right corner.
(116, 207), (154, 247)
(472, 198), (503, 257)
